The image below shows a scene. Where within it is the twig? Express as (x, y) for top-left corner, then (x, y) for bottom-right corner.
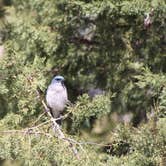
(31, 112), (70, 130)
(30, 119), (51, 129)
(64, 138), (112, 147)
(79, 141), (112, 147)
(31, 112), (46, 126)
(0, 130), (53, 138)
(28, 135), (31, 162)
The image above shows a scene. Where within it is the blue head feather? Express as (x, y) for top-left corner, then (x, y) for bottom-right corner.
(51, 75), (65, 84)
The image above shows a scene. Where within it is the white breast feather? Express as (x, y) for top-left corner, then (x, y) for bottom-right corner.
(46, 83), (68, 118)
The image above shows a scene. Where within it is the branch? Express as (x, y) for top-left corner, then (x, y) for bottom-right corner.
(0, 129), (53, 138)
(41, 100), (80, 159)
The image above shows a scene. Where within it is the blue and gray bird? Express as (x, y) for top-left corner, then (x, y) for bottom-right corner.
(46, 76), (68, 119)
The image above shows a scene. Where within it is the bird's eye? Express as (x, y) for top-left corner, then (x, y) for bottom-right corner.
(55, 78), (61, 81)
(56, 78), (64, 82)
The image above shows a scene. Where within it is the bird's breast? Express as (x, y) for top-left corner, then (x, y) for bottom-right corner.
(46, 84), (68, 112)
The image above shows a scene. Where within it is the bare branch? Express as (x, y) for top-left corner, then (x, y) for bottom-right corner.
(0, 129), (53, 138)
(41, 100), (80, 159)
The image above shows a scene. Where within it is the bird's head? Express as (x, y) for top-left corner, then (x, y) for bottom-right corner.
(51, 75), (65, 85)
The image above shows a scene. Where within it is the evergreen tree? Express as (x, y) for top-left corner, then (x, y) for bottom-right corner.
(0, 0), (165, 165)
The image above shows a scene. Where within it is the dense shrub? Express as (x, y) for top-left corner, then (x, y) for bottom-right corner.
(0, 0), (165, 165)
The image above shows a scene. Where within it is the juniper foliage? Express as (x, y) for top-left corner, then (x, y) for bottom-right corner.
(0, 0), (166, 165)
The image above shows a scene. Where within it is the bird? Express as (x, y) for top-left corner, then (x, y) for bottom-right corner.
(46, 75), (68, 120)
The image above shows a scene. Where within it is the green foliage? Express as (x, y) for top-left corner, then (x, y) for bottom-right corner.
(103, 119), (166, 166)
(69, 94), (111, 131)
(0, 0), (166, 165)
(0, 117), (165, 165)
(135, 68), (166, 118)
(159, 87), (166, 117)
